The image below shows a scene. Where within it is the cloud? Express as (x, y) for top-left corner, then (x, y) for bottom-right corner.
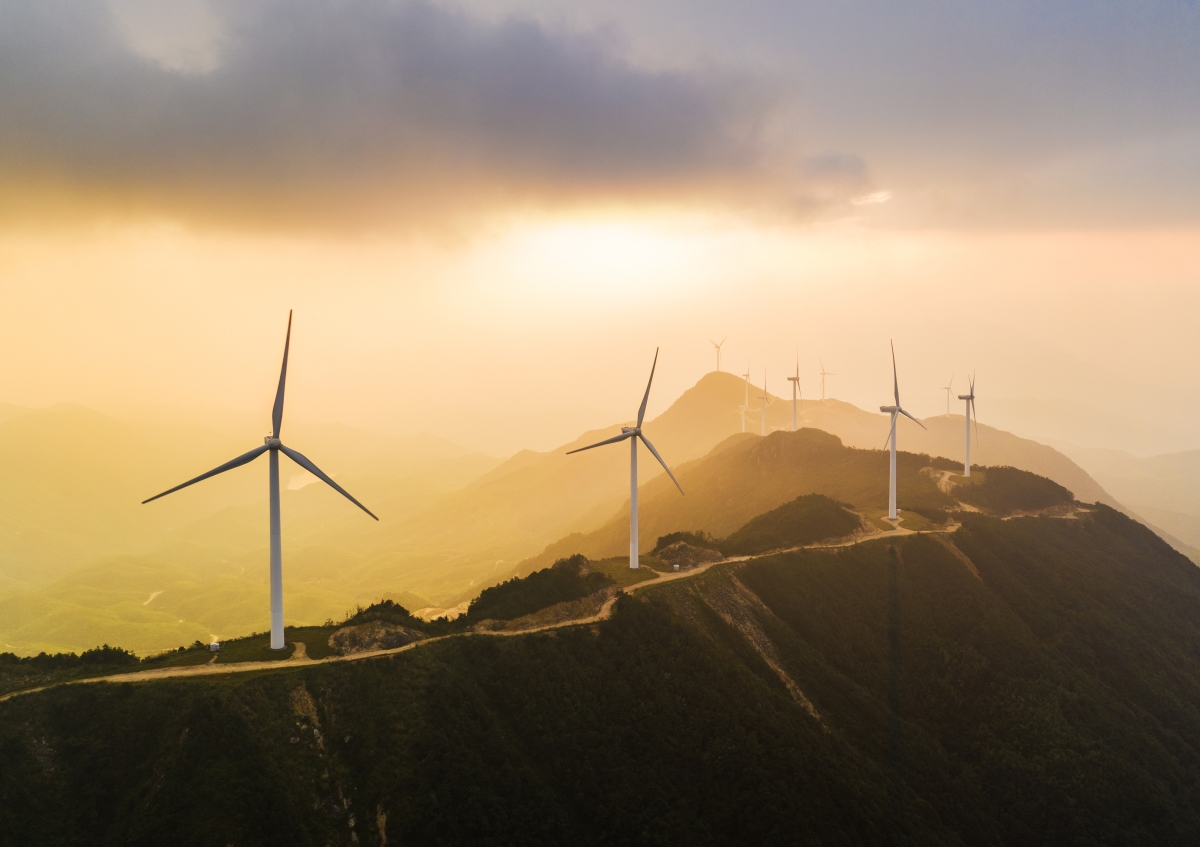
(0, 1), (860, 231)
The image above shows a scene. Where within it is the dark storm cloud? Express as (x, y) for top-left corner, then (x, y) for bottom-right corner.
(0, 1), (817, 229)
(571, 0), (1200, 227)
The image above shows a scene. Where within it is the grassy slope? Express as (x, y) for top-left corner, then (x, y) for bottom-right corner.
(3, 509), (1200, 844)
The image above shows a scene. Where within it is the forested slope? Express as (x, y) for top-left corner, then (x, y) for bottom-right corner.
(3, 507), (1200, 845)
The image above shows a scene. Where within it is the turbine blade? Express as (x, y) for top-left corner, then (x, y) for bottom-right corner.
(972, 398), (980, 444)
(638, 434), (683, 495)
(899, 407), (927, 430)
(891, 340), (899, 406)
(142, 445), (269, 504)
(272, 310), (293, 438)
(637, 347), (659, 427)
(565, 431), (633, 454)
(279, 445), (378, 520)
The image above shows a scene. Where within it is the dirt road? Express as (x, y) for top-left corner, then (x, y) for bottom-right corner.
(0, 523), (950, 703)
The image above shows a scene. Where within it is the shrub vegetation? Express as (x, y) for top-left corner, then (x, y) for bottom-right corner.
(956, 465), (1073, 513)
(465, 555), (613, 622)
(719, 494), (861, 555)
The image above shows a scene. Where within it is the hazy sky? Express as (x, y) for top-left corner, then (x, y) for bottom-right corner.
(0, 1), (1197, 456)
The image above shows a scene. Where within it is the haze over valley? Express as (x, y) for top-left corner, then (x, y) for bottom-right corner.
(0, 367), (1192, 656)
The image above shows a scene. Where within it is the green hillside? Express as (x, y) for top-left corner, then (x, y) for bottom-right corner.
(719, 493), (862, 555)
(3, 507), (1200, 844)
(523, 428), (973, 570)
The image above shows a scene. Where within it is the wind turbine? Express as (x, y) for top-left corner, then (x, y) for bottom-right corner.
(567, 349), (683, 569)
(710, 337), (727, 373)
(819, 358), (835, 400)
(942, 375), (954, 415)
(142, 311), (378, 650)
(759, 370), (771, 436)
(740, 366), (751, 433)
(958, 373), (978, 477)
(787, 352), (801, 431)
(879, 341), (926, 521)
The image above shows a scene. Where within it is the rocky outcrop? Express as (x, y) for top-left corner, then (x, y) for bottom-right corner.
(328, 621), (424, 655)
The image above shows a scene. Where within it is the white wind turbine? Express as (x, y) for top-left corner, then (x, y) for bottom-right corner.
(567, 349), (683, 569)
(787, 352), (801, 431)
(958, 373), (979, 477)
(879, 341), (926, 521)
(942, 375), (954, 415)
(819, 358), (835, 400)
(710, 337), (727, 373)
(142, 311), (378, 650)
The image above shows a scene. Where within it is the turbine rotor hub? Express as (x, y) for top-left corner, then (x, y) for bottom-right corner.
(264, 436), (282, 448)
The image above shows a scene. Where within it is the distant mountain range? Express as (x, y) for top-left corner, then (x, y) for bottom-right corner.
(1051, 443), (1200, 551)
(0, 372), (1190, 655)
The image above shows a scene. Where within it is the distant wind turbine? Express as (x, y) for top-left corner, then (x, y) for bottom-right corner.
(819, 358), (835, 400)
(958, 373), (979, 477)
(880, 341), (927, 521)
(142, 312), (378, 650)
(942, 375), (954, 415)
(758, 370), (771, 436)
(787, 352), (801, 431)
(567, 349), (683, 569)
(710, 337), (727, 373)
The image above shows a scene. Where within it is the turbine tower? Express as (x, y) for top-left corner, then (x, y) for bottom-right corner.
(142, 312), (378, 650)
(787, 352), (801, 431)
(819, 358), (835, 400)
(879, 341), (927, 521)
(942, 375), (954, 415)
(740, 367), (751, 433)
(710, 337), (727, 373)
(958, 373), (978, 477)
(567, 349), (683, 569)
(759, 370), (770, 436)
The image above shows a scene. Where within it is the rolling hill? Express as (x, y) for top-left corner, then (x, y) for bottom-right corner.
(325, 372), (1121, 602)
(519, 427), (1071, 572)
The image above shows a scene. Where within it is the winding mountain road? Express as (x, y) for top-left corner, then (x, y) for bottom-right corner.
(0, 522), (940, 703)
